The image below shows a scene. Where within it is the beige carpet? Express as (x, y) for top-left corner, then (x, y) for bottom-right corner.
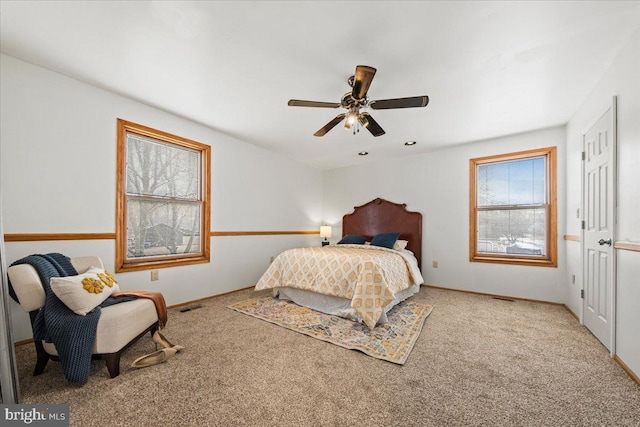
(228, 296), (433, 364)
(12, 287), (640, 426)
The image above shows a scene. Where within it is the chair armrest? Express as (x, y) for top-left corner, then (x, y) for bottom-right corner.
(7, 256), (104, 312)
(7, 265), (46, 312)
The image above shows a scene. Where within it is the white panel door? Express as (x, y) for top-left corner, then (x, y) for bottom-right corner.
(582, 101), (616, 352)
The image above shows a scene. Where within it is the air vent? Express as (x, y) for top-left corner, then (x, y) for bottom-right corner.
(179, 304), (203, 313)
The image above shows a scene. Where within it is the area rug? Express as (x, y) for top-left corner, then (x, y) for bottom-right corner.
(228, 297), (433, 364)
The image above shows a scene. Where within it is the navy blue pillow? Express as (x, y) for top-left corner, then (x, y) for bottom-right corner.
(370, 232), (400, 249)
(337, 234), (367, 245)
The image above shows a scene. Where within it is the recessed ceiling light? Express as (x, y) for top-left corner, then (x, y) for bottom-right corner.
(404, 141), (417, 146)
(358, 151), (369, 156)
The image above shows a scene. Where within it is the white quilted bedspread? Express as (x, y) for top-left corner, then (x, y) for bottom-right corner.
(255, 244), (423, 329)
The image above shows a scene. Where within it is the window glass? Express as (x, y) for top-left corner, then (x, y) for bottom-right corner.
(126, 135), (200, 200)
(470, 147), (556, 267)
(476, 208), (547, 256)
(477, 157), (545, 206)
(116, 119), (210, 272)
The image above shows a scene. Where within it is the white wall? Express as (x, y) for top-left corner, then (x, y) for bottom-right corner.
(323, 126), (567, 303)
(0, 54), (323, 341)
(565, 30), (640, 377)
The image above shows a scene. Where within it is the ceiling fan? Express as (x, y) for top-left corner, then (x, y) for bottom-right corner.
(288, 65), (429, 137)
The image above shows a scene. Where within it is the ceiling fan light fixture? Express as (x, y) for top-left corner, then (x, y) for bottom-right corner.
(345, 110), (358, 127)
(345, 109), (361, 133)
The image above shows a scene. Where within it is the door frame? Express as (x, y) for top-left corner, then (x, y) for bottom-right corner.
(581, 96), (617, 356)
(0, 198), (21, 403)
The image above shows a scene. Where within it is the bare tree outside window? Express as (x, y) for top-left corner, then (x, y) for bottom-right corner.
(470, 147), (557, 267)
(116, 120), (210, 272)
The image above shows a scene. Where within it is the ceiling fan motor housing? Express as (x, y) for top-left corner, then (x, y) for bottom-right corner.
(341, 92), (369, 109)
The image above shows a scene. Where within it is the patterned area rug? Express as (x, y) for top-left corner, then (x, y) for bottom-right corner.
(228, 297), (433, 364)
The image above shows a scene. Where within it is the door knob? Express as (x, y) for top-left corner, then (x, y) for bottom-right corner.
(598, 238), (612, 246)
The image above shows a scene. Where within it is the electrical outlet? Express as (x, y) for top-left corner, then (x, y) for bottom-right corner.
(151, 270), (159, 281)
(432, 261), (438, 268)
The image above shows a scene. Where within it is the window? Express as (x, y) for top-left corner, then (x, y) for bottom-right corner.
(116, 119), (210, 272)
(470, 147), (557, 267)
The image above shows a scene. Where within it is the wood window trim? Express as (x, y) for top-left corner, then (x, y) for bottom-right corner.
(469, 146), (557, 267)
(116, 119), (211, 272)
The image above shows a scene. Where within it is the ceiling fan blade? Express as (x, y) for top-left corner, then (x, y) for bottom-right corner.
(359, 112), (385, 137)
(352, 65), (377, 100)
(288, 99), (341, 108)
(314, 114), (347, 137)
(370, 96), (429, 110)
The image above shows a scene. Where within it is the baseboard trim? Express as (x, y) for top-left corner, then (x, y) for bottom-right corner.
(423, 286), (580, 325)
(167, 285), (255, 310)
(14, 286), (256, 348)
(423, 285), (564, 306)
(614, 355), (640, 387)
(14, 338), (34, 347)
(563, 304), (580, 321)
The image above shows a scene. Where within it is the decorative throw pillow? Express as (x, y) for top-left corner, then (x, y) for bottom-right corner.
(50, 267), (120, 315)
(337, 234), (367, 245)
(393, 239), (408, 251)
(371, 232), (401, 249)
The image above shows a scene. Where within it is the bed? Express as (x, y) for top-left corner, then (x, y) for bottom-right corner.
(255, 198), (424, 328)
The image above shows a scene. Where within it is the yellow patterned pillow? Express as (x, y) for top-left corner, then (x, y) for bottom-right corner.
(50, 268), (120, 315)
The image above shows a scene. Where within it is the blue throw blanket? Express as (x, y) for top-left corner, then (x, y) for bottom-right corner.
(9, 253), (133, 385)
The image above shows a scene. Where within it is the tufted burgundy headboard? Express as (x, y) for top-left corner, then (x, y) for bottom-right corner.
(342, 198), (422, 270)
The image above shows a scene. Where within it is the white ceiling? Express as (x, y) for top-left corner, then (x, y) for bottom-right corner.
(1, 1), (639, 170)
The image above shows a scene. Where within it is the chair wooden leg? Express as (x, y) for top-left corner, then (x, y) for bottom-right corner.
(103, 353), (121, 378)
(33, 340), (50, 376)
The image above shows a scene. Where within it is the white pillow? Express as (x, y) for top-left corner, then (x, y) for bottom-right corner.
(393, 239), (408, 251)
(365, 239), (407, 251)
(50, 267), (120, 315)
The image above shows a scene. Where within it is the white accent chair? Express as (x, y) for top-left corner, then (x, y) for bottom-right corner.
(8, 256), (159, 378)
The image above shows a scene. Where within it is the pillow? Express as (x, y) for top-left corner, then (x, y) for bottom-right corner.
(371, 232), (400, 249)
(337, 234), (367, 245)
(50, 267), (120, 315)
(393, 239), (408, 251)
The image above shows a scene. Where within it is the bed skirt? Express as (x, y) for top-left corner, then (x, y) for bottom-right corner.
(273, 284), (421, 326)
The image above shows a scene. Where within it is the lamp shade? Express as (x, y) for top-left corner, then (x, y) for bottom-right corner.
(320, 226), (332, 239)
